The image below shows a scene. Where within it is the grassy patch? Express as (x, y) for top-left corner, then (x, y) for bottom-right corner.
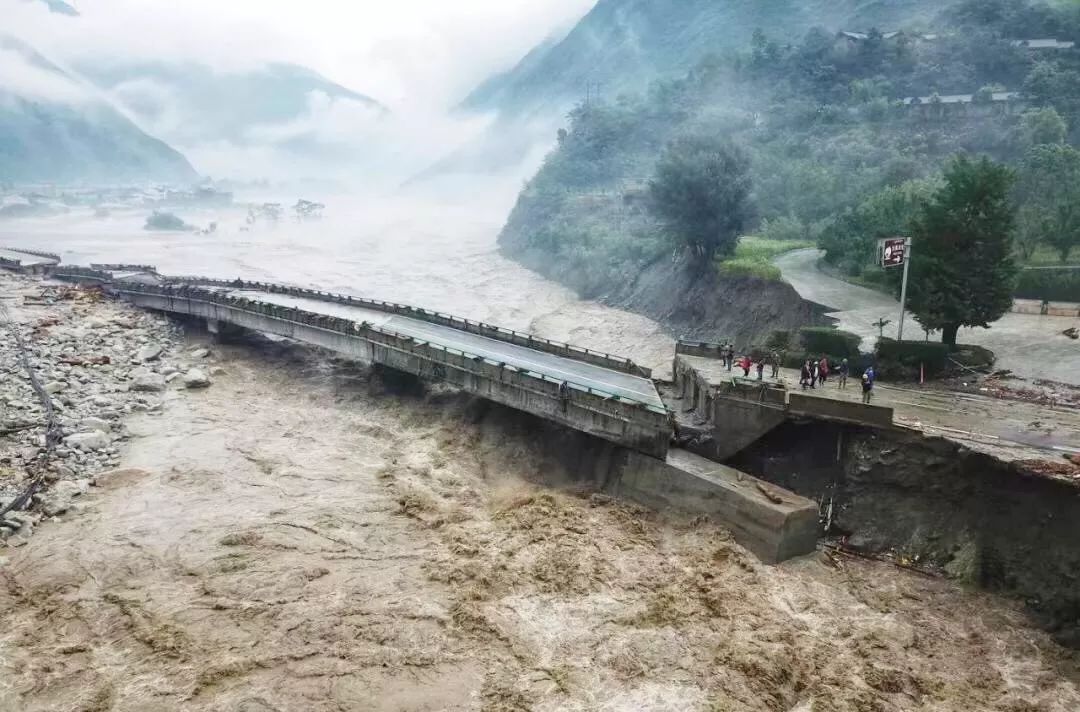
(717, 258), (782, 280)
(716, 236), (813, 281)
(734, 236), (815, 262)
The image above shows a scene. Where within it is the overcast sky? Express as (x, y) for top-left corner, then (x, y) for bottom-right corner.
(6, 0), (596, 109)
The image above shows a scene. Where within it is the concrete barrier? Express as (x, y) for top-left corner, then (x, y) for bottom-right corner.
(676, 340), (729, 359)
(611, 448), (819, 563)
(788, 392), (893, 427)
(1012, 299), (1080, 317)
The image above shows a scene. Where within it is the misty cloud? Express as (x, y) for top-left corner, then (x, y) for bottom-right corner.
(0, 44), (93, 105)
(2, 0), (595, 182)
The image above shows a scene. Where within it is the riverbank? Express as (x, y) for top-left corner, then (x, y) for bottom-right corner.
(505, 243), (823, 347)
(2, 270), (1079, 710)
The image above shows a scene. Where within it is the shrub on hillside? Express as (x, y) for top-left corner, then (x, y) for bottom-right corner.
(799, 327), (862, 360)
(875, 339), (994, 379)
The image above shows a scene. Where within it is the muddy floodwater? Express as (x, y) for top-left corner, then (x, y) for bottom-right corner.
(2, 329), (1078, 711)
(0, 190), (677, 375)
(2, 193), (1079, 709)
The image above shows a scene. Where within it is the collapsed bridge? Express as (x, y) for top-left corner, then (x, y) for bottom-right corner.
(39, 261), (825, 563)
(53, 264), (674, 459)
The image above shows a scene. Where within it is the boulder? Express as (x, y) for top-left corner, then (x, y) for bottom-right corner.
(132, 372), (166, 393)
(189, 348), (210, 359)
(65, 431), (109, 451)
(44, 381), (66, 394)
(183, 369), (211, 389)
(36, 479), (91, 517)
(79, 417), (111, 432)
(136, 343), (163, 362)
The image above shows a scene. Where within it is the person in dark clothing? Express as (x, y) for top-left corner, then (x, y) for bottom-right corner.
(800, 361), (812, 390)
(769, 350), (780, 379)
(726, 344), (735, 372)
(756, 358), (765, 381)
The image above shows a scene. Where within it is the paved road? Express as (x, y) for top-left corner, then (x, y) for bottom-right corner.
(0, 248), (57, 266)
(775, 249), (1080, 385)
(227, 289), (666, 408)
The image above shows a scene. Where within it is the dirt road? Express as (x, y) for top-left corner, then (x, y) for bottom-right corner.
(2, 315), (1079, 709)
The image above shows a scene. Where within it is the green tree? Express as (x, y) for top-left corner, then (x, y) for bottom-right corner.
(648, 135), (754, 263)
(1019, 107), (1067, 149)
(908, 155), (1017, 347)
(1016, 143), (1080, 263)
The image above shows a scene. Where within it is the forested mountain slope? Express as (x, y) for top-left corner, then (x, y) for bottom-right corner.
(498, 0), (1080, 339)
(463, 0), (949, 118)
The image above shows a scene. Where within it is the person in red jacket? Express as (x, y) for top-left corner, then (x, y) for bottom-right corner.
(818, 356), (830, 385)
(740, 354), (752, 377)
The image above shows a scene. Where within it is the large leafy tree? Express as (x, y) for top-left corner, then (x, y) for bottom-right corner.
(1015, 143), (1080, 263)
(908, 155), (1017, 347)
(648, 134), (754, 264)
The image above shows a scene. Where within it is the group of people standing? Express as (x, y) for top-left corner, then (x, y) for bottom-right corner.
(717, 344), (876, 404)
(799, 357), (845, 390)
(799, 357), (874, 401)
(718, 344), (781, 381)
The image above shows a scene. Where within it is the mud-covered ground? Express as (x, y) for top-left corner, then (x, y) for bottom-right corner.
(2, 308), (1079, 710)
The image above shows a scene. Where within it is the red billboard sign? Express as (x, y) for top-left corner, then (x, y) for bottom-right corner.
(880, 237), (907, 268)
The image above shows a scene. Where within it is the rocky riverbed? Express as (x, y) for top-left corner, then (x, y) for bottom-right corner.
(2, 270), (1079, 711)
(0, 273), (215, 543)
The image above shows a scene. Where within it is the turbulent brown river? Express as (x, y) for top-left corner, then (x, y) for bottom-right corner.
(1, 191), (1079, 710)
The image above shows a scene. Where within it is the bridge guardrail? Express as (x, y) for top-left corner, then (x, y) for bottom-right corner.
(0, 257), (22, 269)
(114, 281), (671, 425)
(91, 264), (158, 273)
(1, 247), (61, 263)
(54, 266), (115, 282)
(161, 275), (653, 379)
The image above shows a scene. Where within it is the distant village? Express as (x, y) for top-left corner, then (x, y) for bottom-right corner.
(0, 182), (325, 232)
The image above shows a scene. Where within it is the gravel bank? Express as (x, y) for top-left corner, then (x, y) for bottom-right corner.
(0, 272), (215, 544)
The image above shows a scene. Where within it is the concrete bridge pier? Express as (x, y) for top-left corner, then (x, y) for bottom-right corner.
(206, 318), (247, 341)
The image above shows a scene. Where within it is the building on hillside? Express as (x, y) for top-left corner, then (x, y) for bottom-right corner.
(1011, 39), (1076, 50)
(900, 91), (1025, 118)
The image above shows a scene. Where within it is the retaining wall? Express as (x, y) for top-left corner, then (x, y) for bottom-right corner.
(788, 393), (894, 427)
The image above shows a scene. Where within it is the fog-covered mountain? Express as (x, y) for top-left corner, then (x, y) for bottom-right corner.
(0, 36), (197, 184)
(462, 0), (948, 117)
(80, 60), (387, 148)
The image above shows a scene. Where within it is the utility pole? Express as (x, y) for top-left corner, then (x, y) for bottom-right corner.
(897, 237), (913, 341)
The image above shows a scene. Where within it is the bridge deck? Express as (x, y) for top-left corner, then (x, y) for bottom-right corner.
(223, 288), (664, 408)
